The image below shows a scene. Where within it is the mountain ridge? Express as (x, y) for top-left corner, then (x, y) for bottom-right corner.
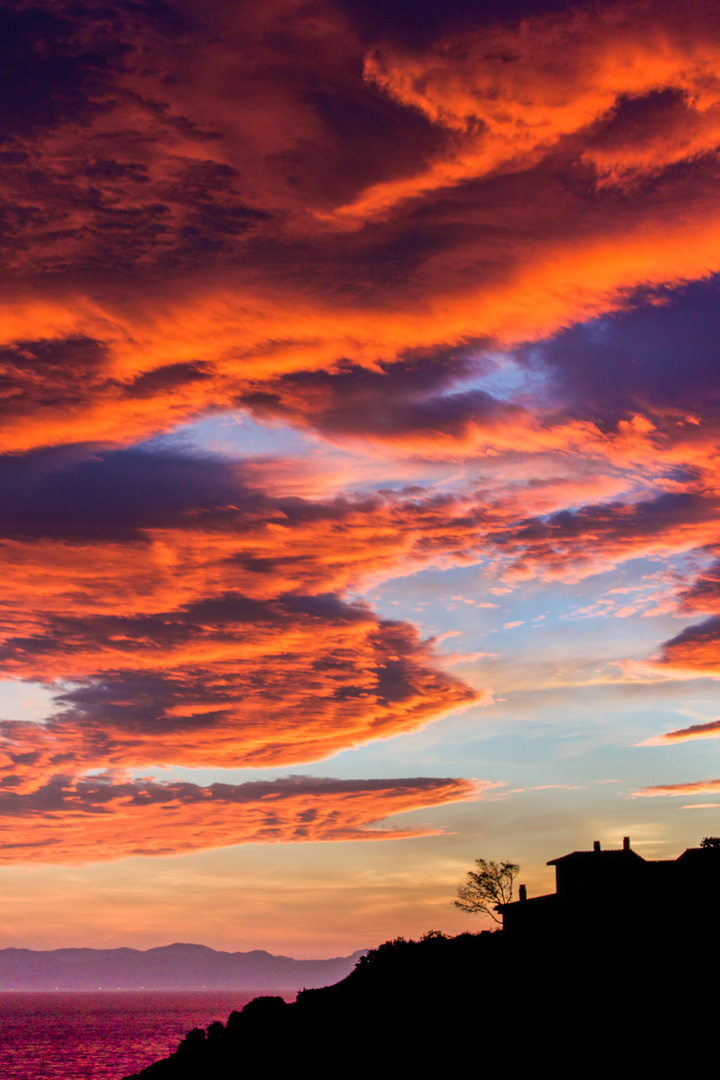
(0, 942), (367, 991)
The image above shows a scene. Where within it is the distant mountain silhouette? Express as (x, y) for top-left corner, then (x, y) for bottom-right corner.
(0, 943), (366, 991)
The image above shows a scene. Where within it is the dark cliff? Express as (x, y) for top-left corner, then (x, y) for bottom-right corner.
(122, 921), (717, 1079)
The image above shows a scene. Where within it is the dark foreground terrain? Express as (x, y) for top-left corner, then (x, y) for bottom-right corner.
(122, 923), (715, 1078)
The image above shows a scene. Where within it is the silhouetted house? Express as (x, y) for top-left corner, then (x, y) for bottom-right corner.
(498, 836), (720, 942)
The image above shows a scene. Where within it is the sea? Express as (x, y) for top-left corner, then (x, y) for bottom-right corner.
(0, 990), (286, 1079)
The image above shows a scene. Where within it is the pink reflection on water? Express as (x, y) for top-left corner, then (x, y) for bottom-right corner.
(0, 991), (290, 1080)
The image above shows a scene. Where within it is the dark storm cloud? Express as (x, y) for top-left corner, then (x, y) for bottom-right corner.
(0, 445), (245, 539)
(0, 4), (131, 135)
(335, 0), (584, 47)
(522, 279), (720, 427)
(238, 348), (523, 443)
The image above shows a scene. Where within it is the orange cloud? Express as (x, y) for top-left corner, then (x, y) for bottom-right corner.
(486, 491), (720, 583)
(5, 0), (720, 866)
(632, 778), (720, 797)
(0, 450), (490, 789)
(640, 718), (720, 745)
(0, 773), (483, 863)
(653, 616), (720, 675)
(338, 1), (720, 220)
(3, 2), (720, 462)
(0, 444), (717, 793)
(677, 562), (720, 614)
(0, 614), (479, 784)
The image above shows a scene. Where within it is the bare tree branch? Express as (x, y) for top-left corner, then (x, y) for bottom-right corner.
(454, 858), (520, 923)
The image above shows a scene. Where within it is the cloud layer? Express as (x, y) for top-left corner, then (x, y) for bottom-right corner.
(0, 773), (481, 862)
(3, 0), (720, 455)
(4, 0), (720, 859)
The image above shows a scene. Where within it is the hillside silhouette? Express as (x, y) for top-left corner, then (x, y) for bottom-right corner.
(124, 838), (720, 1077)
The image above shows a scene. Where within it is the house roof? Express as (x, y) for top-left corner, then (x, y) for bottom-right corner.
(547, 848), (644, 866)
(676, 845), (720, 863)
(496, 893), (556, 912)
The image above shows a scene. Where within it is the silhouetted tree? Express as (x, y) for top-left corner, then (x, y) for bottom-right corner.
(700, 836), (720, 848)
(454, 858), (519, 922)
(176, 1028), (205, 1056)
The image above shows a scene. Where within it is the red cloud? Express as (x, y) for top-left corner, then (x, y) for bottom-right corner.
(2, 1), (720, 461)
(341, 2), (720, 220)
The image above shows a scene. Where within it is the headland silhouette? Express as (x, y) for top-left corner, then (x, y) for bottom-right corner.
(123, 836), (719, 1077)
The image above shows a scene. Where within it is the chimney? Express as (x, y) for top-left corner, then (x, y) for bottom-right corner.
(593, 840), (601, 853)
(519, 884), (527, 902)
(623, 836), (630, 851)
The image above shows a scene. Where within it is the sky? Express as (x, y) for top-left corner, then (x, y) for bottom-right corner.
(1, 0), (720, 957)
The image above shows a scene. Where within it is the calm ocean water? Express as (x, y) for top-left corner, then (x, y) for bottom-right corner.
(0, 991), (283, 1079)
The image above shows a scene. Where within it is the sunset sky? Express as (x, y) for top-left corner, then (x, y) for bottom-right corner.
(1, 0), (720, 957)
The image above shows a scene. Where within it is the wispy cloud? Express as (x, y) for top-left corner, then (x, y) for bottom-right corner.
(632, 779), (720, 798)
(639, 718), (720, 746)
